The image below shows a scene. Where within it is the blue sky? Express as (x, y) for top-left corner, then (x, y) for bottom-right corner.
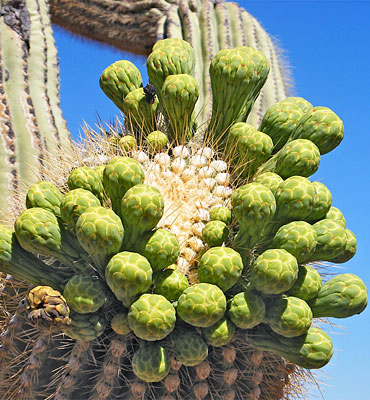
(53, 1), (369, 398)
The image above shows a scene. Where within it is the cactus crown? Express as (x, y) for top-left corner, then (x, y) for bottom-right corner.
(0, 39), (366, 400)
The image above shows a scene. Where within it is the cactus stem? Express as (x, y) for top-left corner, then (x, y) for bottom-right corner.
(52, 340), (91, 400)
(90, 335), (128, 400)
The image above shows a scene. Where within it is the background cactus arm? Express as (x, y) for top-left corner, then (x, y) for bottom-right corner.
(0, 0), (71, 215)
(0, 1), (41, 195)
(48, 0), (175, 56)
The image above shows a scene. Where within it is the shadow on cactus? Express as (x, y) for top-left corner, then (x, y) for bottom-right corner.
(0, 38), (367, 400)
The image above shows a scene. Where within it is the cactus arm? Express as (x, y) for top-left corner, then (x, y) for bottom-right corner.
(27, 0), (60, 155)
(0, 0), (71, 216)
(178, 2), (205, 127)
(0, 29), (18, 205)
(166, 3), (183, 39)
(240, 8), (290, 126)
(215, 1), (232, 50)
(49, 0), (173, 56)
(199, 1), (219, 125)
(225, 1), (245, 47)
(40, 0), (70, 149)
(0, 4), (42, 187)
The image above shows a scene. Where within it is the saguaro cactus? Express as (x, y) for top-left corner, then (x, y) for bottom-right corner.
(0, 40), (367, 400)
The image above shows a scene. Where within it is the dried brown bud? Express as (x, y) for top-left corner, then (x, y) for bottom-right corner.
(26, 286), (71, 329)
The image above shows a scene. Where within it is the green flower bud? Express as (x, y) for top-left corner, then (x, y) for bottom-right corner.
(176, 283), (226, 328)
(202, 221), (229, 247)
(311, 219), (347, 261)
(172, 330), (208, 366)
(227, 122), (273, 177)
(26, 181), (63, 217)
(14, 208), (87, 271)
(62, 311), (106, 341)
(105, 251), (152, 308)
(60, 189), (101, 230)
(94, 165), (106, 182)
(153, 268), (189, 302)
(291, 106), (344, 155)
(67, 167), (104, 202)
(147, 46), (195, 96)
(208, 47), (270, 142)
(76, 206), (124, 272)
(279, 97), (313, 113)
(264, 295), (312, 338)
(122, 87), (158, 135)
(128, 294), (176, 341)
(63, 274), (108, 314)
(275, 176), (316, 221)
(254, 172), (283, 197)
(152, 38), (194, 55)
(161, 74), (199, 143)
(227, 290), (265, 329)
(307, 182), (333, 221)
(0, 224), (67, 290)
(250, 249), (298, 295)
(231, 183), (276, 249)
(202, 317), (235, 347)
(111, 310), (131, 335)
(99, 60), (142, 111)
(274, 139), (321, 179)
(103, 156), (145, 216)
(288, 265), (322, 301)
(325, 206), (346, 228)
(309, 274), (368, 318)
(121, 184), (164, 249)
(132, 343), (170, 382)
(258, 101), (306, 152)
(331, 229), (356, 263)
(119, 135), (137, 152)
(198, 247), (243, 292)
(146, 130), (168, 153)
(209, 207), (232, 224)
(272, 221), (317, 264)
(136, 229), (179, 272)
(249, 325), (333, 369)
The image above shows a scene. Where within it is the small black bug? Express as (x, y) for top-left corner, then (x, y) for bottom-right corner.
(143, 84), (157, 105)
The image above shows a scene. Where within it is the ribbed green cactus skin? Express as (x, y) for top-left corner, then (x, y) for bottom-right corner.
(0, 0), (70, 216)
